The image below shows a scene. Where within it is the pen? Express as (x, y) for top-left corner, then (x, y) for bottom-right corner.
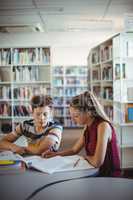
(73, 158), (80, 168)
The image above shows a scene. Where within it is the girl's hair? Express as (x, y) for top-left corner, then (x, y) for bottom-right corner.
(31, 95), (53, 110)
(70, 91), (110, 122)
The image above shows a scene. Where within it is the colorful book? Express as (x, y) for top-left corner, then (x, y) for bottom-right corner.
(0, 159), (25, 174)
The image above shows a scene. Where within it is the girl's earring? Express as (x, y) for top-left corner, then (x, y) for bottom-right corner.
(87, 111), (91, 117)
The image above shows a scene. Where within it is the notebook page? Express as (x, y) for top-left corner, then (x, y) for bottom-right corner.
(24, 155), (72, 174)
(55, 155), (94, 172)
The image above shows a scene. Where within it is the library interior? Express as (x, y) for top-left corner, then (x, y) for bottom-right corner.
(0, 1), (133, 199)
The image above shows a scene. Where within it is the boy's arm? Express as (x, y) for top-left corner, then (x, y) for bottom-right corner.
(0, 125), (25, 154)
(26, 127), (62, 155)
(42, 133), (84, 158)
(25, 137), (54, 155)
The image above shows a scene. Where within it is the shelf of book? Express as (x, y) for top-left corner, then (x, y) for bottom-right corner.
(0, 47), (51, 134)
(88, 31), (133, 168)
(52, 65), (88, 128)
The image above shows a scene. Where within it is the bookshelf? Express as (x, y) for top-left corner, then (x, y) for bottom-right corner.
(0, 47), (51, 133)
(52, 65), (88, 128)
(87, 32), (133, 169)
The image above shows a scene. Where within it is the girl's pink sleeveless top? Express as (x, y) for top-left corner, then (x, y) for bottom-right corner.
(84, 118), (121, 177)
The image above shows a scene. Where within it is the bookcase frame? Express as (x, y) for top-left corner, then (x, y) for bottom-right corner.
(87, 31), (133, 169)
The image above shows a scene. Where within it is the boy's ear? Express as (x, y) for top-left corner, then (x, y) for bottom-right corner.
(29, 105), (33, 114)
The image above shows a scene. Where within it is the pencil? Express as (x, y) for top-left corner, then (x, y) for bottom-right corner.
(73, 158), (80, 168)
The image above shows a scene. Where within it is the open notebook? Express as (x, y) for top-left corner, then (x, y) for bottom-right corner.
(0, 151), (94, 174)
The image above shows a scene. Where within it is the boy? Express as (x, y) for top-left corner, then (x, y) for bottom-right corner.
(0, 95), (63, 155)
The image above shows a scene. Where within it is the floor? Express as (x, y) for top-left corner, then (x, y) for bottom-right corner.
(60, 128), (85, 155)
(122, 169), (133, 179)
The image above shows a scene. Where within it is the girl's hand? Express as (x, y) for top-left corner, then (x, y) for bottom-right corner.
(41, 150), (58, 158)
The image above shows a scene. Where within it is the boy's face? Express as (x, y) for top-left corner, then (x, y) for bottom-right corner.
(32, 106), (51, 127)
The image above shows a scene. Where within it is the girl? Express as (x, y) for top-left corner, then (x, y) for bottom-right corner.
(42, 91), (121, 177)
(0, 95), (63, 155)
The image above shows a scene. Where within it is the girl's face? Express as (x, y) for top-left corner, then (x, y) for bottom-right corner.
(32, 106), (51, 127)
(69, 106), (91, 125)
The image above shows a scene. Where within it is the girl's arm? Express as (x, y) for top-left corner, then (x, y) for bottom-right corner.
(0, 125), (25, 154)
(42, 133), (84, 158)
(85, 121), (111, 167)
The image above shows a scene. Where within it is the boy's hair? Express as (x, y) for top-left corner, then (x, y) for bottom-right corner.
(31, 95), (53, 110)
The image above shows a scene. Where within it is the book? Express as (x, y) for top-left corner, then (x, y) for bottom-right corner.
(0, 151), (94, 174)
(0, 157), (25, 174)
(53, 155), (94, 173)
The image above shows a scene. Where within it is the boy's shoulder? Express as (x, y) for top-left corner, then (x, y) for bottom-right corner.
(48, 120), (63, 130)
(21, 119), (34, 129)
(23, 119), (34, 125)
(48, 120), (61, 125)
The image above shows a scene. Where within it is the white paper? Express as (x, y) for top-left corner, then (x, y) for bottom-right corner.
(24, 155), (72, 174)
(55, 155), (93, 172)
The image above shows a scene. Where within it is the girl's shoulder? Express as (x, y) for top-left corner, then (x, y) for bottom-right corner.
(97, 119), (113, 140)
(97, 118), (113, 131)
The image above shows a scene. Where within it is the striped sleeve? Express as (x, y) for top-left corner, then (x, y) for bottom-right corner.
(12, 123), (23, 136)
(51, 124), (63, 132)
(46, 122), (63, 151)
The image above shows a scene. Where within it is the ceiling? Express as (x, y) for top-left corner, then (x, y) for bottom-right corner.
(0, 0), (133, 32)
(0, 0), (133, 46)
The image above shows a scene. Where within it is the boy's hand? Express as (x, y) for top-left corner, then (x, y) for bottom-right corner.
(11, 145), (26, 155)
(41, 150), (58, 158)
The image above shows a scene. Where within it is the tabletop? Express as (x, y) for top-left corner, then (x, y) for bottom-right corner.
(0, 168), (98, 200)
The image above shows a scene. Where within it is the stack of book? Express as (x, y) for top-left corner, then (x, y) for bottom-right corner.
(0, 152), (25, 174)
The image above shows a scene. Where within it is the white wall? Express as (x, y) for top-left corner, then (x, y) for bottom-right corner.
(0, 31), (114, 65)
(51, 46), (90, 65)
